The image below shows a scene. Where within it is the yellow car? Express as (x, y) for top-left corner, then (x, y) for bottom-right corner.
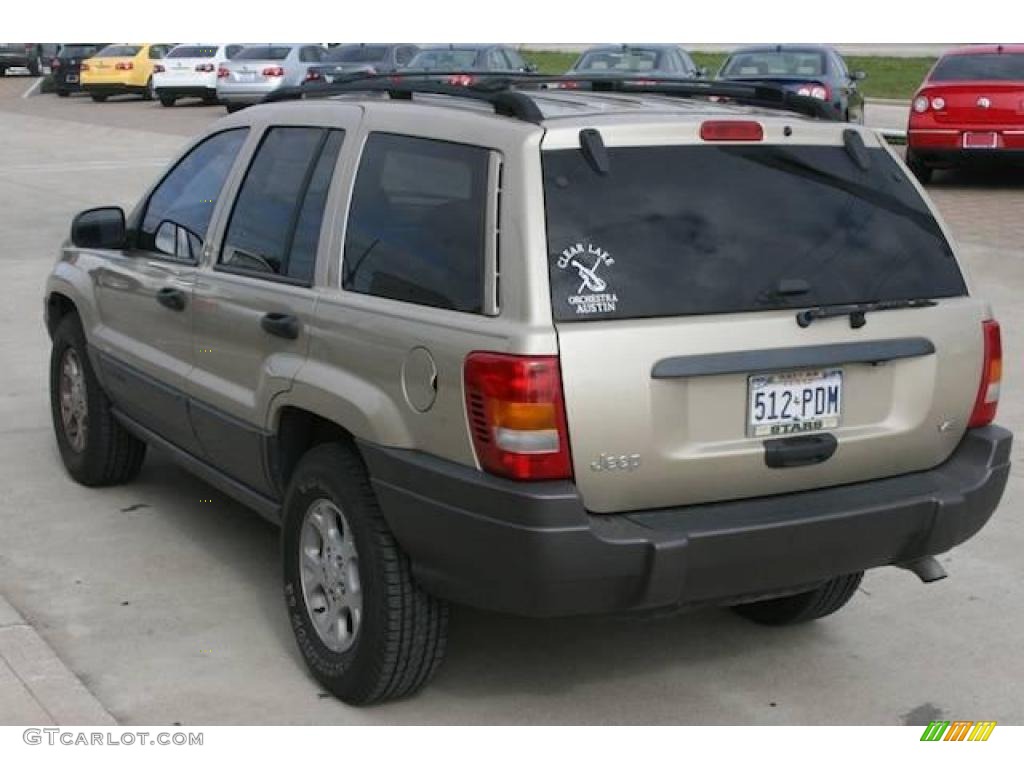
(80, 43), (175, 101)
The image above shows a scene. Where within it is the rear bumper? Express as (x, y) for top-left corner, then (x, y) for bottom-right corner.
(908, 127), (1024, 163)
(81, 83), (147, 96)
(360, 426), (1012, 617)
(156, 85), (217, 99)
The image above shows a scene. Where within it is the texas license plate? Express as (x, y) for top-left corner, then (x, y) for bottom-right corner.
(964, 131), (998, 149)
(747, 369), (842, 437)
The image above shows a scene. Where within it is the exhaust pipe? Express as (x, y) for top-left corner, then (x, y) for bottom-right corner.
(899, 556), (948, 583)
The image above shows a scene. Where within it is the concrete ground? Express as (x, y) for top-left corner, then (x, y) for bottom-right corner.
(1, 74), (1022, 725)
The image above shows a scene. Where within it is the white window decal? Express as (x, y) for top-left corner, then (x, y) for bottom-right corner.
(556, 242), (618, 315)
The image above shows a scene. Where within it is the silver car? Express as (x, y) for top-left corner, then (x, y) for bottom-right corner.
(216, 43), (326, 112)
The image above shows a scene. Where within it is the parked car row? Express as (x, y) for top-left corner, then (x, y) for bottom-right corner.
(39, 42), (1024, 181)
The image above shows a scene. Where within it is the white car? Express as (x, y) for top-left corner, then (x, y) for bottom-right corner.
(216, 44), (327, 113)
(153, 43), (248, 106)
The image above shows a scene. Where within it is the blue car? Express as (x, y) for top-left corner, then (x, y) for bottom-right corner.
(717, 44), (866, 123)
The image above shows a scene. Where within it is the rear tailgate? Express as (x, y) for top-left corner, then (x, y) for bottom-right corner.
(541, 123), (985, 514)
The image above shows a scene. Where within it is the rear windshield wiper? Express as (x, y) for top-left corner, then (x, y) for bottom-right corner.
(797, 298), (938, 328)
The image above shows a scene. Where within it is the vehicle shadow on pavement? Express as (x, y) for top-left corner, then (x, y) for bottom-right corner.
(928, 165), (1024, 189)
(131, 450), (832, 708)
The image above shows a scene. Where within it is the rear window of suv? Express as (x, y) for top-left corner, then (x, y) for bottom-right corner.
(930, 53), (1024, 81)
(542, 143), (966, 321)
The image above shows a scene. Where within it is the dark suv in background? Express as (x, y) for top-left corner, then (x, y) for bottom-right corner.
(51, 43), (107, 96)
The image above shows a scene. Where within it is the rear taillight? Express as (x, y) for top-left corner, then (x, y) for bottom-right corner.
(263, 66), (285, 77)
(152, 64), (164, 73)
(51, 58), (61, 69)
(115, 61), (133, 71)
(968, 320), (1002, 428)
(796, 83), (831, 100)
(913, 92), (947, 113)
(464, 353), (572, 481)
(700, 120), (764, 142)
(447, 73), (476, 87)
(303, 68), (322, 83)
(217, 66), (230, 79)
(80, 62), (90, 72)
(195, 62), (215, 73)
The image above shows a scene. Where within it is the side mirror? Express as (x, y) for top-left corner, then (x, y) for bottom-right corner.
(71, 206), (126, 249)
(852, 70), (867, 81)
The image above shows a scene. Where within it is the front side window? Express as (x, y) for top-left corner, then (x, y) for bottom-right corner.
(220, 127), (344, 283)
(343, 134), (490, 312)
(139, 128), (249, 261)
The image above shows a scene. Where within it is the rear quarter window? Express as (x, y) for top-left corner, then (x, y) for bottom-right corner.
(542, 143), (966, 322)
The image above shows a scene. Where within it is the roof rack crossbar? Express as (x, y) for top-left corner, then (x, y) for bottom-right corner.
(262, 72), (841, 122)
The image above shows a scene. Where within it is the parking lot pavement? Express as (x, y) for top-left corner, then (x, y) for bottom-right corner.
(1, 89), (1023, 725)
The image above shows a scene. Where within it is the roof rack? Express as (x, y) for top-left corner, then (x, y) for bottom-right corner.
(262, 72), (842, 123)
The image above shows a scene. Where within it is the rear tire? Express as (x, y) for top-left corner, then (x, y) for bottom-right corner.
(143, 77), (155, 101)
(28, 56), (41, 76)
(159, 94), (175, 107)
(56, 89), (70, 97)
(906, 150), (933, 184)
(0, 67), (7, 77)
(225, 102), (245, 114)
(731, 572), (863, 626)
(282, 442), (448, 705)
(49, 314), (146, 487)
(90, 93), (107, 102)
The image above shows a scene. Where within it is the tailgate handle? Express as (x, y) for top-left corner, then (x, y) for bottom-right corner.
(764, 434), (837, 469)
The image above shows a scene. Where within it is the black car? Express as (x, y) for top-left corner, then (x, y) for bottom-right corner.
(305, 44), (420, 84)
(0, 43), (48, 76)
(50, 43), (107, 96)
(402, 44), (535, 85)
(717, 44), (866, 123)
(567, 44), (704, 79)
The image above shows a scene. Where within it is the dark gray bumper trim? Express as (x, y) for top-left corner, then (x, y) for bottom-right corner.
(651, 337), (935, 379)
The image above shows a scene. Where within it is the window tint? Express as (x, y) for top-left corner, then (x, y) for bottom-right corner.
(235, 46), (291, 61)
(139, 129), (248, 260)
(931, 53), (1024, 81)
(148, 45), (171, 60)
(343, 134), (489, 312)
(504, 48), (527, 70)
(300, 46), (323, 63)
(542, 144), (965, 322)
(408, 49), (479, 70)
(168, 45), (218, 59)
(722, 51), (825, 77)
(97, 45), (140, 57)
(328, 45), (387, 63)
(59, 44), (102, 58)
(395, 46), (417, 66)
(225, 45), (243, 59)
(220, 127), (344, 283)
(576, 49), (662, 72)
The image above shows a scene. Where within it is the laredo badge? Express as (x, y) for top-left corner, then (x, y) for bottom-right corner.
(557, 242), (619, 315)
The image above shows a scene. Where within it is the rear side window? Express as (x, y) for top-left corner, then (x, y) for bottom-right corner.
(542, 144), (966, 322)
(220, 127), (344, 283)
(931, 53), (1024, 81)
(343, 134), (489, 312)
(139, 128), (249, 260)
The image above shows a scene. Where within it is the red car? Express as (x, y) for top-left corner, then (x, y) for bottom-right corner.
(906, 44), (1024, 183)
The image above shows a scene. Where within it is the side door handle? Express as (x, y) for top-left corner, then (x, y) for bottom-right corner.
(156, 286), (187, 311)
(260, 312), (300, 340)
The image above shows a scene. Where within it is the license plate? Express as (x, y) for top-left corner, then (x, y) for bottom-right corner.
(964, 131), (998, 149)
(235, 71), (258, 82)
(747, 369), (842, 437)
(66, 74), (78, 83)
